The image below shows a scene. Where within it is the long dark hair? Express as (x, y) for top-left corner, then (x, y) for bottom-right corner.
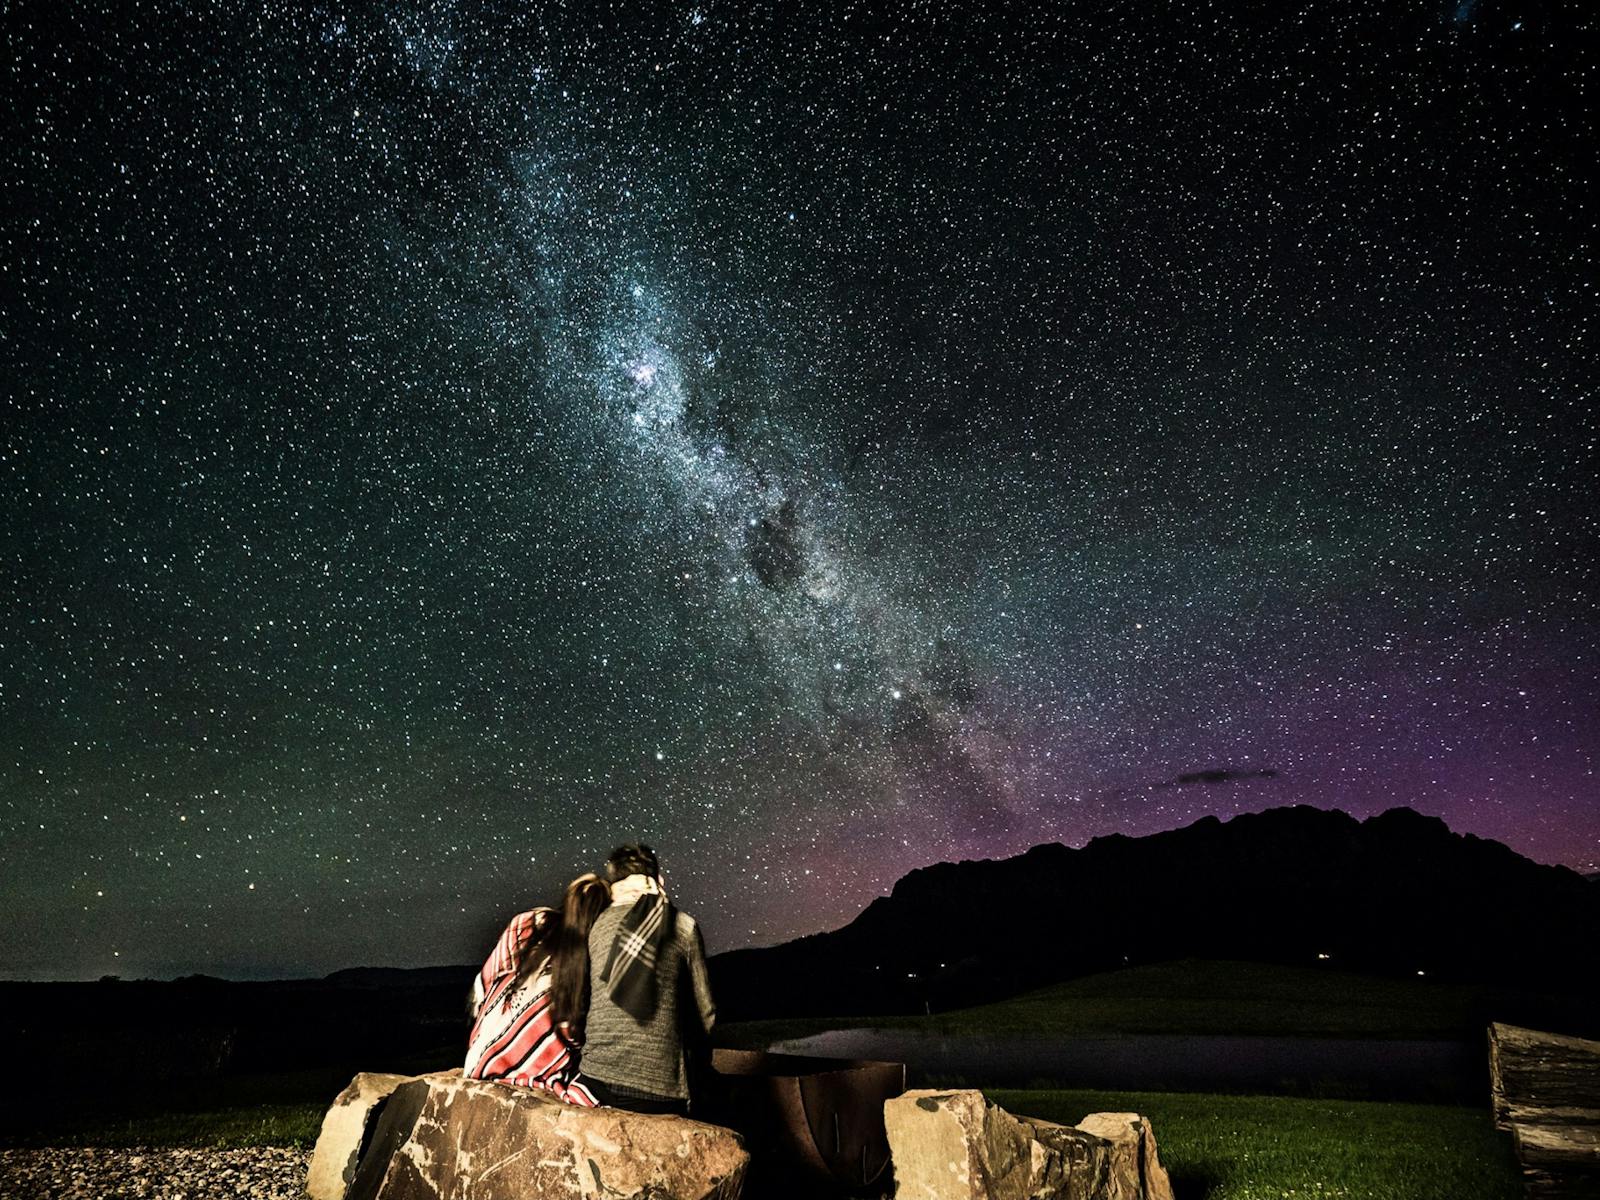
(511, 873), (610, 1035)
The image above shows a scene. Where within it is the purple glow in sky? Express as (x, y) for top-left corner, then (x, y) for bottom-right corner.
(2, 0), (1594, 980)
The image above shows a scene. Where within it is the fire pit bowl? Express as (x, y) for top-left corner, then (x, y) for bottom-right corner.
(703, 1047), (906, 1195)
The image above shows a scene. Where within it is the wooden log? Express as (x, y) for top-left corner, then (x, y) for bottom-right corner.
(1505, 1105), (1600, 1130)
(1512, 1125), (1600, 1200)
(1515, 1123), (1600, 1169)
(1488, 1023), (1600, 1198)
(1490, 1024), (1600, 1130)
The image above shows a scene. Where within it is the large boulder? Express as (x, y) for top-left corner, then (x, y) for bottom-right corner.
(308, 1072), (413, 1200)
(883, 1089), (1173, 1200)
(307, 1070), (749, 1200)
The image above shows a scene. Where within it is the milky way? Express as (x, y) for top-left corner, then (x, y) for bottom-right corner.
(2, 0), (1594, 979)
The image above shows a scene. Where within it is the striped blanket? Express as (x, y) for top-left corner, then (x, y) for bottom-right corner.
(462, 907), (597, 1106)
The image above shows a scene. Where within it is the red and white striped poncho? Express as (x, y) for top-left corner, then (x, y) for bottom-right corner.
(462, 907), (597, 1106)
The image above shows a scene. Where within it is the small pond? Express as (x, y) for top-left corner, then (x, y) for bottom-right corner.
(768, 1030), (1481, 1102)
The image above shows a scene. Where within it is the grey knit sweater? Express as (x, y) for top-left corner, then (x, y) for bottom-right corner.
(582, 899), (717, 1100)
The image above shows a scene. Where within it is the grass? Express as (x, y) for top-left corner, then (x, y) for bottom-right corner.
(14, 1104), (328, 1150)
(987, 1088), (1523, 1200)
(717, 958), (1593, 1045)
(4, 1074), (1522, 1200)
(0, 1046), (1525, 1200)
(0, 1067), (348, 1150)
(1, 1052), (461, 1151)
(4, 962), (1545, 1195)
(928, 960), (1488, 1038)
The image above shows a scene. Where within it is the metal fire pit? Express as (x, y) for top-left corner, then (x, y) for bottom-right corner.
(704, 1048), (906, 1195)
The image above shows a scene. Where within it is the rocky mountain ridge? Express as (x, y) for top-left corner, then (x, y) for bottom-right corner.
(710, 805), (1600, 1019)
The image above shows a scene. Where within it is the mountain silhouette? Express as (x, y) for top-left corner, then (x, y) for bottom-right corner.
(322, 965), (476, 989)
(710, 805), (1600, 1020)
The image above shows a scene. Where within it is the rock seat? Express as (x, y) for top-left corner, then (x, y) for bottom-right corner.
(884, 1089), (1174, 1200)
(307, 1070), (748, 1200)
(308, 1071), (1174, 1200)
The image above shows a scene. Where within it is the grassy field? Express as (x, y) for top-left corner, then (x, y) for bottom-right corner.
(2, 1072), (1522, 1200)
(989, 1088), (1522, 1200)
(3, 961), (1546, 1195)
(15, 1102), (328, 1150)
(0, 1067), (343, 1150)
(718, 958), (1594, 1046)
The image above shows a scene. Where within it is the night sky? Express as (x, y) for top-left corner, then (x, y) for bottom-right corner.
(3, 0), (1595, 981)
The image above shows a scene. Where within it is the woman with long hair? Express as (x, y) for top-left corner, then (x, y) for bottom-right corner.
(463, 873), (611, 1104)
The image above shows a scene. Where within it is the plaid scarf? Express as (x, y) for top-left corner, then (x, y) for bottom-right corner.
(600, 889), (674, 1021)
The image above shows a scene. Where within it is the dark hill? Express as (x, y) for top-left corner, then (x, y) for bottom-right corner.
(709, 805), (1600, 1020)
(323, 964), (477, 989)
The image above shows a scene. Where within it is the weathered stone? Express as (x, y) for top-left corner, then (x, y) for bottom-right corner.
(884, 1090), (1173, 1200)
(885, 1089), (1033, 1199)
(306, 1071), (412, 1200)
(1073, 1113), (1173, 1200)
(1018, 1116), (1113, 1198)
(308, 1070), (748, 1200)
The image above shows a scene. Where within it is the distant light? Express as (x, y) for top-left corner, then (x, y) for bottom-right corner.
(1317, 952), (1330, 960)
(655, 750), (664, 761)
(1416, 969), (1426, 977)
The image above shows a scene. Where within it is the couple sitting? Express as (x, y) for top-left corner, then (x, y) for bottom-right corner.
(463, 844), (715, 1116)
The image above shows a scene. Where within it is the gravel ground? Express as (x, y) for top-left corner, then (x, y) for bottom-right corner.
(0, 1147), (312, 1199)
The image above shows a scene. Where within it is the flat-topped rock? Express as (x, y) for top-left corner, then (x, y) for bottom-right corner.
(307, 1070), (748, 1200)
(884, 1089), (1173, 1200)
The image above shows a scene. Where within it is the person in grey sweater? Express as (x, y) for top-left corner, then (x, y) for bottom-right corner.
(582, 844), (717, 1115)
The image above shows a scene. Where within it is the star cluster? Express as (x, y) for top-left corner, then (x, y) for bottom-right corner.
(2, 0), (1594, 979)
